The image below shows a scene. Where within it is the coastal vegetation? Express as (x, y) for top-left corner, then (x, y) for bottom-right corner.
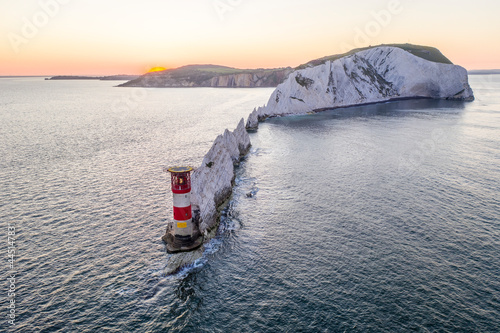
(296, 43), (453, 70)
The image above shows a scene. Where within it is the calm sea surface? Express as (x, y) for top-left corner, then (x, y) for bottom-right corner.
(1, 76), (499, 332)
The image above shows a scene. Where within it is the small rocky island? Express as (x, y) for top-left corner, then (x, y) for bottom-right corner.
(164, 44), (475, 274)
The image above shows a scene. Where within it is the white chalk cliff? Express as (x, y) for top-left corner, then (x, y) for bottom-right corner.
(191, 118), (250, 233)
(246, 46), (474, 128)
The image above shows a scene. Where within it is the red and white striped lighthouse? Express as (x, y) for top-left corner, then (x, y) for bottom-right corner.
(169, 166), (193, 233)
(163, 166), (203, 253)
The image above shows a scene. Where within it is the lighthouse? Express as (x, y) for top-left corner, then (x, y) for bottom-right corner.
(162, 166), (203, 253)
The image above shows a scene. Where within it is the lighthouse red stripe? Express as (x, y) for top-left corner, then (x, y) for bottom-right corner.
(173, 206), (192, 221)
(172, 188), (190, 194)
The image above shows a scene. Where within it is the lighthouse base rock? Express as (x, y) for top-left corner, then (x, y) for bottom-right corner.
(164, 118), (250, 275)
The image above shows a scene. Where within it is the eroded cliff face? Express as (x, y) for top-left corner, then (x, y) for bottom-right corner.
(246, 46), (474, 128)
(208, 70), (294, 87)
(120, 66), (293, 88)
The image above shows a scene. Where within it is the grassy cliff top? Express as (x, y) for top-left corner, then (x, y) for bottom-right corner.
(296, 44), (453, 70)
(146, 64), (291, 77)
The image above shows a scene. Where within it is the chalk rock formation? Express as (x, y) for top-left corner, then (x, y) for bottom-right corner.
(191, 118), (251, 233)
(246, 107), (260, 130)
(208, 70), (293, 87)
(246, 46), (474, 128)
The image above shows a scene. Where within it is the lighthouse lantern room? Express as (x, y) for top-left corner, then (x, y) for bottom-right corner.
(170, 166), (191, 194)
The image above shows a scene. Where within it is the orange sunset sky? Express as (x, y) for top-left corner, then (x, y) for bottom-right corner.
(1, 0), (499, 76)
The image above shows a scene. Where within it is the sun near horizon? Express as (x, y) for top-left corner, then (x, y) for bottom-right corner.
(147, 67), (167, 73)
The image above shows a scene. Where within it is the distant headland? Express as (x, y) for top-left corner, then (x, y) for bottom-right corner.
(117, 65), (294, 88)
(42, 44), (497, 87)
(118, 43), (468, 89)
(46, 75), (140, 81)
(468, 69), (500, 75)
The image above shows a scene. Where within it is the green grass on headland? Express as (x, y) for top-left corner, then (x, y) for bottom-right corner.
(296, 44), (453, 70)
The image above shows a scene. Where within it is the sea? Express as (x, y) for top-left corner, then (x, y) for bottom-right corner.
(0, 75), (499, 332)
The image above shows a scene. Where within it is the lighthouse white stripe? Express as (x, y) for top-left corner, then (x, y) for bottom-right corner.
(173, 193), (191, 208)
(174, 218), (192, 235)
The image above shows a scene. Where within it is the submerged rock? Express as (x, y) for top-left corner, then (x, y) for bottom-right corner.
(164, 248), (204, 275)
(248, 46), (474, 127)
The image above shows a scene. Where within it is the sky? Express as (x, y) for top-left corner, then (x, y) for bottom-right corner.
(1, 0), (499, 76)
